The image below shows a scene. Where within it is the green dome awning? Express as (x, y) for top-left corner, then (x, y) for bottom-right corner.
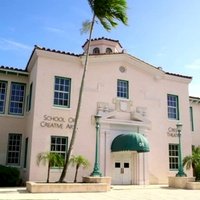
(111, 132), (150, 153)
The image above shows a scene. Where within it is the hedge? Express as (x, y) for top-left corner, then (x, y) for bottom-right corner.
(0, 165), (20, 186)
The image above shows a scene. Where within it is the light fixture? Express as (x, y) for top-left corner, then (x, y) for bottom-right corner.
(176, 122), (186, 177)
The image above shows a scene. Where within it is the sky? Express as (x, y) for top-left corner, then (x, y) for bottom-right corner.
(0, 0), (200, 97)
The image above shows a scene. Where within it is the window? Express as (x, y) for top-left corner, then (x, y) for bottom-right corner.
(23, 137), (28, 168)
(169, 144), (179, 170)
(190, 106), (194, 131)
(0, 81), (7, 114)
(7, 133), (22, 166)
(117, 79), (129, 99)
(167, 94), (179, 120)
(9, 82), (26, 115)
(106, 48), (112, 54)
(50, 136), (68, 167)
(54, 77), (71, 108)
(93, 47), (100, 54)
(28, 83), (33, 111)
(124, 162), (129, 168)
(192, 145), (195, 151)
(115, 162), (120, 168)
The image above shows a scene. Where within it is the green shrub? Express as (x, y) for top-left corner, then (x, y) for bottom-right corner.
(195, 165), (200, 181)
(0, 165), (20, 186)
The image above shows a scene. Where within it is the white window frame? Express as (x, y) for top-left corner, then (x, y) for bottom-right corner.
(93, 47), (100, 54)
(106, 47), (112, 54)
(169, 144), (179, 170)
(167, 94), (179, 120)
(54, 76), (71, 108)
(50, 136), (68, 167)
(7, 133), (22, 166)
(0, 81), (7, 114)
(190, 106), (194, 131)
(9, 82), (26, 116)
(117, 79), (129, 99)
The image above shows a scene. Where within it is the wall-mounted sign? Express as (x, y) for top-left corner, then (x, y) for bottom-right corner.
(167, 127), (178, 137)
(40, 115), (74, 129)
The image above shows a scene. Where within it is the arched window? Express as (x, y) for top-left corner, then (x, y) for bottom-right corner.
(93, 47), (100, 54)
(106, 48), (112, 54)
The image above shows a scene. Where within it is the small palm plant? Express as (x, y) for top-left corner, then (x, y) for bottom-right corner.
(183, 146), (200, 181)
(69, 155), (90, 183)
(37, 152), (64, 183)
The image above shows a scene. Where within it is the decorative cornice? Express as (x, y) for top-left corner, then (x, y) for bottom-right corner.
(189, 96), (200, 103)
(82, 37), (123, 48)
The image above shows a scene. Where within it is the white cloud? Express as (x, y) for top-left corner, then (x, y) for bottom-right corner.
(0, 38), (32, 51)
(156, 46), (167, 57)
(44, 27), (65, 34)
(189, 82), (200, 97)
(185, 59), (200, 70)
(156, 52), (166, 57)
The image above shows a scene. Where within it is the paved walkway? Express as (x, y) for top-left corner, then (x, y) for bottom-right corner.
(0, 185), (200, 200)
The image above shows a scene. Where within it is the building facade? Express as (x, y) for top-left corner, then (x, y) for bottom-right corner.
(0, 37), (198, 184)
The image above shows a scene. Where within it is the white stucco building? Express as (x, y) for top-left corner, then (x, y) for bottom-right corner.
(0, 37), (199, 184)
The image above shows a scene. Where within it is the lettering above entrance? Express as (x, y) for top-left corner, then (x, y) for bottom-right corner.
(40, 114), (75, 129)
(167, 127), (178, 137)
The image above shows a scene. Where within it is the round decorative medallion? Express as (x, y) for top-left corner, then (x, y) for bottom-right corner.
(119, 66), (126, 73)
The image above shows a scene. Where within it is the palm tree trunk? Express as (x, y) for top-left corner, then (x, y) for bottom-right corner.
(74, 165), (79, 183)
(47, 162), (50, 183)
(58, 13), (96, 183)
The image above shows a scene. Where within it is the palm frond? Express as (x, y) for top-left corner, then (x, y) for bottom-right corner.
(93, 0), (128, 31)
(37, 152), (47, 166)
(70, 155), (90, 168)
(183, 155), (193, 170)
(37, 152), (64, 167)
(87, 0), (94, 11)
(183, 146), (200, 170)
(80, 20), (93, 34)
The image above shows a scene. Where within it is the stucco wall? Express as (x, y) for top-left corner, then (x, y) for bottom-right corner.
(0, 72), (28, 168)
(0, 42), (195, 184)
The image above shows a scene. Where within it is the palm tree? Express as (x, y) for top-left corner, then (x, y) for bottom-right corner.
(37, 152), (64, 183)
(70, 155), (90, 183)
(58, 0), (128, 182)
(183, 146), (200, 181)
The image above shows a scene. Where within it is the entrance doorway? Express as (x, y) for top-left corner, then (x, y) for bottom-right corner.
(112, 152), (133, 184)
